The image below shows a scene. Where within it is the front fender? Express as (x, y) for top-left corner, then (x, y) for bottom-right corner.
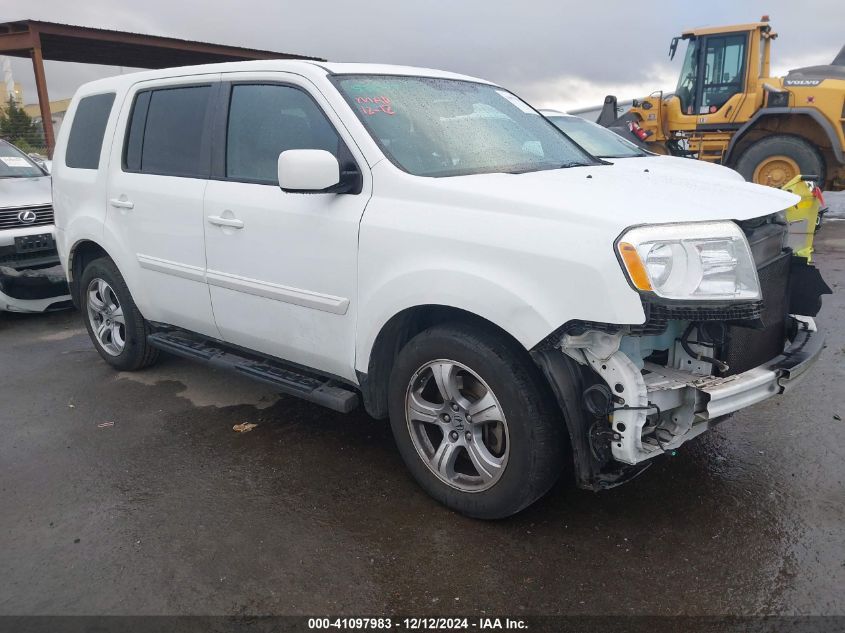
(725, 107), (845, 165)
(355, 269), (556, 374)
(355, 166), (649, 373)
(355, 259), (645, 374)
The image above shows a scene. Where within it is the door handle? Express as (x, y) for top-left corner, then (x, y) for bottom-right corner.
(207, 215), (244, 229)
(109, 197), (134, 210)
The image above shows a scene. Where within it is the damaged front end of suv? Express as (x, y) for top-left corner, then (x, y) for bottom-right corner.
(534, 212), (830, 490)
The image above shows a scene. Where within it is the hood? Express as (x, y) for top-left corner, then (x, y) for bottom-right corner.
(383, 162), (799, 234)
(784, 64), (845, 83)
(605, 155), (745, 182)
(784, 44), (845, 83)
(0, 176), (52, 209)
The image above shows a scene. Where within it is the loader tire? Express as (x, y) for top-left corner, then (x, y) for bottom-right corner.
(735, 135), (825, 189)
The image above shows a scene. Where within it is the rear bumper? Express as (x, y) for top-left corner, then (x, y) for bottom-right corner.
(699, 318), (824, 419)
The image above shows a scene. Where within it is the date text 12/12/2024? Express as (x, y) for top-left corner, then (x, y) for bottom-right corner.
(307, 617), (528, 630)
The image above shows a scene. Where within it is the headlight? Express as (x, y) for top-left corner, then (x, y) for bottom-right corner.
(616, 221), (760, 301)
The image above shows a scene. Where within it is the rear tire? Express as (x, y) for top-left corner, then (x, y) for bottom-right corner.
(388, 322), (566, 519)
(79, 257), (159, 371)
(735, 135), (825, 188)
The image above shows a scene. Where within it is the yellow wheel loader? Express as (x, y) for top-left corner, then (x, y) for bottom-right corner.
(598, 17), (845, 190)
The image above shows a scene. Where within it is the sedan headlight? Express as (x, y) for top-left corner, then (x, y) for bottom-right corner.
(616, 221), (760, 301)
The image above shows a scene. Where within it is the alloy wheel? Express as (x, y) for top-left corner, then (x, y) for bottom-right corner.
(86, 278), (126, 356)
(405, 359), (509, 492)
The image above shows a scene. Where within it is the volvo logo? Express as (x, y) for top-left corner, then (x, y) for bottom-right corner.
(17, 210), (37, 224)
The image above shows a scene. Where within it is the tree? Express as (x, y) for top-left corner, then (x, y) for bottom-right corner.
(0, 97), (43, 152)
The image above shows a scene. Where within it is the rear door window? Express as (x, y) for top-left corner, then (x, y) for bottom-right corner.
(65, 93), (115, 169)
(123, 85), (213, 178)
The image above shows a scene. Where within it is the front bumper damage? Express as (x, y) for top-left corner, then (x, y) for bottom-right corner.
(565, 316), (823, 466)
(533, 211), (831, 490)
(0, 226), (71, 313)
(534, 315), (824, 491)
(0, 264), (71, 313)
(686, 319), (822, 418)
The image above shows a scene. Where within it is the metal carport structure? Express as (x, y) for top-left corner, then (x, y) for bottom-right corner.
(0, 19), (324, 155)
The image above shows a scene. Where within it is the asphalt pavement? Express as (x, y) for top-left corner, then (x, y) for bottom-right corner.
(1, 223), (843, 618)
(825, 190), (845, 218)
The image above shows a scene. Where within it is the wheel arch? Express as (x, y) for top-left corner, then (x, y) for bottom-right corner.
(726, 109), (844, 173)
(67, 239), (114, 308)
(358, 304), (539, 420)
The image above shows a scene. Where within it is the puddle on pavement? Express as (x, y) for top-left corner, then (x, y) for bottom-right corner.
(118, 358), (281, 409)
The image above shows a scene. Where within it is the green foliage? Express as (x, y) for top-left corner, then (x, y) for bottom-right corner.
(0, 97), (44, 151)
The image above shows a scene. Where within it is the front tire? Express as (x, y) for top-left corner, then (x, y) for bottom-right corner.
(388, 323), (566, 519)
(735, 135), (825, 188)
(79, 257), (159, 371)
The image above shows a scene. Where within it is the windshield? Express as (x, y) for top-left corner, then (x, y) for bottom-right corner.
(0, 142), (44, 178)
(546, 115), (646, 159)
(335, 75), (596, 177)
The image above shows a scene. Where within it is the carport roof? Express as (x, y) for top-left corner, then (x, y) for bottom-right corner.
(0, 19), (324, 156)
(0, 19), (324, 67)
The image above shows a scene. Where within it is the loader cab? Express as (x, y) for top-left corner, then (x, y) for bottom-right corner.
(672, 32), (749, 117)
(666, 20), (775, 129)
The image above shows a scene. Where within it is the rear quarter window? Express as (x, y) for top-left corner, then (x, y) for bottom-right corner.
(65, 93), (116, 169)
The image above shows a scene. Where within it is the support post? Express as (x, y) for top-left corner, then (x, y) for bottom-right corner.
(30, 44), (55, 158)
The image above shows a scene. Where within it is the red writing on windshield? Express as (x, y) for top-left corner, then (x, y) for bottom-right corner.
(356, 95), (395, 115)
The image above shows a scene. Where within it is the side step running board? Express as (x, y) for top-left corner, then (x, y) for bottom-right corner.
(147, 331), (359, 413)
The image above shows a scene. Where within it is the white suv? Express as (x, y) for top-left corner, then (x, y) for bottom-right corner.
(52, 61), (829, 518)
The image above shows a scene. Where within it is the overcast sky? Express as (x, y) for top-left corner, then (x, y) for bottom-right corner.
(3, 0), (843, 111)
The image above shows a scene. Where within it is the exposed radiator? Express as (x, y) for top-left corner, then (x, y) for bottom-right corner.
(721, 251), (791, 375)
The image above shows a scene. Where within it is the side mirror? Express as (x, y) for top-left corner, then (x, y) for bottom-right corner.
(278, 149), (340, 193)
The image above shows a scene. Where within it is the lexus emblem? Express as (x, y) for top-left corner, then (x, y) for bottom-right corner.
(17, 210), (37, 224)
